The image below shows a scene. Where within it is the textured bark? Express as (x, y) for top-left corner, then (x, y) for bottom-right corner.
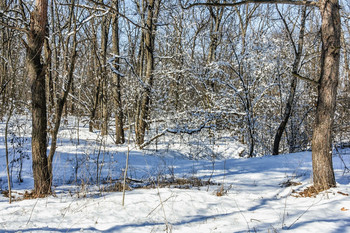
(27, 0), (50, 195)
(135, 0), (161, 146)
(273, 6), (307, 155)
(112, 0), (125, 144)
(89, 78), (101, 132)
(311, 0), (340, 190)
(207, 5), (224, 64)
(89, 22), (101, 132)
(206, 5), (224, 93)
(101, 14), (110, 136)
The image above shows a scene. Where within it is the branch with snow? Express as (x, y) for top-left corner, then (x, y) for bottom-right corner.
(139, 120), (216, 149)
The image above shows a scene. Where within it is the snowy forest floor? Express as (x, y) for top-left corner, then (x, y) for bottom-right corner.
(0, 116), (349, 233)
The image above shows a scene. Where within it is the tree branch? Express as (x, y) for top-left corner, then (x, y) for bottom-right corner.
(0, 21), (28, 33)
(139, 121), (215, 149)
(179, 0), (319, 9)
(70, 0), (146, 29)
(291, 72), (319, 85)
(0, 79), (11, 96)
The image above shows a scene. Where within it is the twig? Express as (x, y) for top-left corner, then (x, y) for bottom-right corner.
(335, 146), (350, 175)
(26, 198), (39, 226)
(155, 183), (172, 232)
(5, 106), (14, 204)
(233, 197), (251, 232)
(146, 194), (174, 218)
(287, 198), (320, 229)
(122, 112), (132, 206)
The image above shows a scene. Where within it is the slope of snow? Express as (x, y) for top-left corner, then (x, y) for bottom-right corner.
(0, 116), (349, 232)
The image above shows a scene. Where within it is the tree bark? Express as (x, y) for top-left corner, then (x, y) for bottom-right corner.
(89, 19), (101, 132)
(27, 0), (50, 196)
(135, 0), (161, 146)
(311, 0), (340, 190)
(101, 13), (110, 136)
(112, 0), (125, 144)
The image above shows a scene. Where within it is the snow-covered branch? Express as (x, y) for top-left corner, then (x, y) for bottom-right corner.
(139, 120), (216, 149)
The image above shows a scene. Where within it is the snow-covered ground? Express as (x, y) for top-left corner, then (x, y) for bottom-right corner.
(0, 116), (349, 233)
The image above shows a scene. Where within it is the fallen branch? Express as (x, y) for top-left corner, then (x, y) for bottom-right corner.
(139, 121), (215, 149)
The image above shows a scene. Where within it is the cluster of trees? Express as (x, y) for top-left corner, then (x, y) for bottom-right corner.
(1, 0), (349, 196)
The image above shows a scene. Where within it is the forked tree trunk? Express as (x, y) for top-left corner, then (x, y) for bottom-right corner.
(273, 6), (307, 155)
(311, 0), (340, 190)
(26, 0), (50, 195)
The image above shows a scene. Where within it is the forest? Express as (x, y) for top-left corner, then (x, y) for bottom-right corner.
(0, 0), (350, 232)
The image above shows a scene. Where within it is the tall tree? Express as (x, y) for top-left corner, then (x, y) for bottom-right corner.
(311, 0), (340, 190)
(273, 6), (307, 155)
(101, 12), (111, 136)
(112, 0), (125, 144)
(47, 0), (78, 186)
(26, 0), (50, 195)
(135, 0), (162, 146)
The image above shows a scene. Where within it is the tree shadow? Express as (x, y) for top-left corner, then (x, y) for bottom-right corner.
(3, 212), (236, 233)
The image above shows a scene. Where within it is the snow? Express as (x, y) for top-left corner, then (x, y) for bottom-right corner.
(0, 116), (349, 233)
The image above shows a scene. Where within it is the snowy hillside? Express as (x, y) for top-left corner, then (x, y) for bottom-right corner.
(0, 116), (349, 233)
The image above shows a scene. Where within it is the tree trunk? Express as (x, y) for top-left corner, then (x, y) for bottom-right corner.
(112, 0), (125, 144)
(135, 0), (161, 146)
(101, 14), (110, 136)
(47, 3), (77, 185)
(89, 23), (101, 132)
(311, 0), (340, 190)
(27, 0), (50, 196)
(273, 6), (307, 155)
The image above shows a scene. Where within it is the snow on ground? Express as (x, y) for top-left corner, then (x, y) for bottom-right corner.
(0, 116), (349, 232)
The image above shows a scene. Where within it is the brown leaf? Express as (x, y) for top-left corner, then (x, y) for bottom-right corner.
(341, 207), (348, 211)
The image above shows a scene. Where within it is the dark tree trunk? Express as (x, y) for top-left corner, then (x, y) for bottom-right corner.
(135, 0), (161, 146)
(101, 14), (110, 136)
(89, 78), (101, 132)
(112, 0), (125, 144)
(273, 6), (307, 155)
(311, 0), (340, 190)
(27, 0), (50, 196)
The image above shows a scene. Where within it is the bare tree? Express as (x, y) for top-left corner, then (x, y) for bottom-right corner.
(101, 11), (111, 136)
(135, 0), (162, 146)
(181, 0), (340, 190)
(47, 0), (78, 186)
(26, 0), (50, 195)
(273, 5), (308, 155)
(111, 0), (125, 144)
(311, 0), (340, 190)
